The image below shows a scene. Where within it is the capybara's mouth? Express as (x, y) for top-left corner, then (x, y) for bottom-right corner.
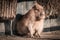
(36, 17), (41, 21)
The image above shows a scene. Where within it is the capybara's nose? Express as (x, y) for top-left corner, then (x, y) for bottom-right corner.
(36, 16), (40, 21)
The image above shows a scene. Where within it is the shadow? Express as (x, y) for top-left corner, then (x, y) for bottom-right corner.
(43, 26), (60, 32)
(0, 17), (11, 35)
(0, 32), (5, 36)
(15, 14), (23, 21)
(0, 17), (6, 23)
(17, 0), (35, 3)
(4, 20), (11, 35)
(12, 14), (28, 36)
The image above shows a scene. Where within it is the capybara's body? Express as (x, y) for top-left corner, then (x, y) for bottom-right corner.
(16, 2), (45, 37)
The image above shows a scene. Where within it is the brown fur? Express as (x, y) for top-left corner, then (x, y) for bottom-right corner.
(16, 5), (36, 36)
(27, 3), (45, 37)
(16, 2), (45, 37)
(31, 12), (45, 37)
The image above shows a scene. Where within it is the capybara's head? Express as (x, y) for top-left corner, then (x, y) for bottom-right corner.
(33, 2), (45, 21)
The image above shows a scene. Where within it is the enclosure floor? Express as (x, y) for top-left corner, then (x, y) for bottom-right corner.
(0, 31), (60, 40)
(0, 36), (58, 40)
(41, 31), (60, 39)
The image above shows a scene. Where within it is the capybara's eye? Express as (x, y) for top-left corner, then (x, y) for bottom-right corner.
(37, 9), (39, 11)
(40, 13), (43, 16)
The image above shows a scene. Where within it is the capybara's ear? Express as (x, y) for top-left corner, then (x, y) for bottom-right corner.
(34, 1), (38, 6)
(33, 5), (36, 10)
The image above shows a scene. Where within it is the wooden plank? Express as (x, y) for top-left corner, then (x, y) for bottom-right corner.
(0, 0), (2, 16)
(1, 0), (4, 17)
(40, 35), (60, 39)
(40, 31), (60, 39)
(10, 0), (17, 19)
(4, 0), (7, 18)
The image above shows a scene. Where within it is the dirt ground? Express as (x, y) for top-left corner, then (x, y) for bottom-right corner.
(0, 30), (60, 40)
(0, 35), (58, 40)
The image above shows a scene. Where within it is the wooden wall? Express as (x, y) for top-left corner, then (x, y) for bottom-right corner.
(17, 1), (35, 15)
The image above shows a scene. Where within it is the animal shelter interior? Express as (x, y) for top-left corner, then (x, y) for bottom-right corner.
(0, 0), (60, 40)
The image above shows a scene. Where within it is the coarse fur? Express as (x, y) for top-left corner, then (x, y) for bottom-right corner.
(27, 2), (45, 37)
(31, 12), (45, 37)
(16, 2), (45, 37)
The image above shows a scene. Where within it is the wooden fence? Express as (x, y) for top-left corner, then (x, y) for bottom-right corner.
(0, 0), (17, 35)
(0, 0), (17, 20)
